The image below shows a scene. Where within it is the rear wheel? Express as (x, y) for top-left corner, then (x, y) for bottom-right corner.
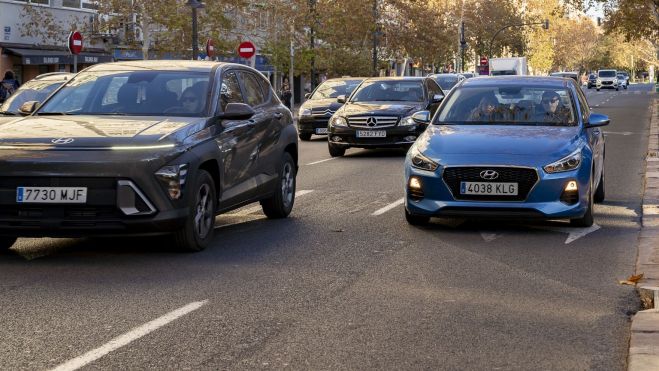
(173, 170), (216, 252)
(571, 179), (594, 227)
(298, 132), (312, 141)
(0, 236), (17, 252)
(405, 208), (430, 226)
(261, 152), (296, 219)
(328, 142), (346, 157)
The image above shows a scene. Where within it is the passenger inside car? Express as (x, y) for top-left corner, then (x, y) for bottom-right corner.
(535, 91), (571, 124)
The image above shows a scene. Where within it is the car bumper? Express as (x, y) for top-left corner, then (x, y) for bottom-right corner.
(298, 116), (331, 135)
(596, 81), (618, 88)
(404, 164), (591, 220)
(328, 124), (426, 148)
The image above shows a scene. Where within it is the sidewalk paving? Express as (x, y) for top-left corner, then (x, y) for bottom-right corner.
(629, 90), (659, 371)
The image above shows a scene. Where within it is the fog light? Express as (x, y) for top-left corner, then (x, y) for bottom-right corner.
(155, 164), (188, 200)
(404, 136), (417, 142)
(331, 136), (342, 142)
(409, 177), (422, 189)
(408, 176), (424, 199)
(560, 180), (579, 205)
(564, 181), (578, 192)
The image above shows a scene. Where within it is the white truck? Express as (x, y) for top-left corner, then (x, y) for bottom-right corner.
(490, 57), (528, 76)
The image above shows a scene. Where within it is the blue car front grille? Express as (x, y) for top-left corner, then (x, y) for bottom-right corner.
(443, 167), (538, 201)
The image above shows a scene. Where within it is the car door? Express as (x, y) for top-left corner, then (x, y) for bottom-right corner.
(575, 84), (603, 182)
(215, 70), (260, 206)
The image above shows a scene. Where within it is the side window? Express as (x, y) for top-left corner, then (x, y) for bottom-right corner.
(427, 80), (443, 97)
(219, 71), (244, 111)
(575, 86), (590, 122)
(240, 72), (265, 107)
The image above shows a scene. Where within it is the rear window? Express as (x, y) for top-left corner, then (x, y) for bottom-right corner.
(310, 79), (362, 100)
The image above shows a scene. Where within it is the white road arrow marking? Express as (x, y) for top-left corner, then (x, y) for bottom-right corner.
(533, 223), (601, 244)
(480, 232), (503, 242)
(372, 198), (405, 216)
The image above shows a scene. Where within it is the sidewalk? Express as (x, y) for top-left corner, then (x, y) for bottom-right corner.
(629, 91), (659, 371)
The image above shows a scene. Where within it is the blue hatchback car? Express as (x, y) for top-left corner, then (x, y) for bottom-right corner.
(404, 76), (609, 227)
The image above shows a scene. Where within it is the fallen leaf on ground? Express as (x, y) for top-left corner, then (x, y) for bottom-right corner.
(618, 273), (644, 285)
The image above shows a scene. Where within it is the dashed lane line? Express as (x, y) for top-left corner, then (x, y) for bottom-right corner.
(371, 197), (405, 216)
(49, 300), (208, 371)
(306, 157), (337, 166)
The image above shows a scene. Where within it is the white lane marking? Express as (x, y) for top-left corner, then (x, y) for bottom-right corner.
(306, 157), (337, 166)
(603, 131), (633, 136)
(480, 232), (503, 242)
(50, 300), (208, 371)
(372, 198), (405, 216)
(230, 190), (314, 216)
(533, 223), (601, 244)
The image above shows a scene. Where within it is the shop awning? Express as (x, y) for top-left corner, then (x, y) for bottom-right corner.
(3, 48), (112, 65)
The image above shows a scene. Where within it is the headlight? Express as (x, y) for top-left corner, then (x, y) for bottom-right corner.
(331, 116), (348, 127)
(155, 164), (188, 199)
(543, 149), (582, 173)
(299, 108), (311, 117)
(399, 115), (417, 126)
(409, 146), (439, 171)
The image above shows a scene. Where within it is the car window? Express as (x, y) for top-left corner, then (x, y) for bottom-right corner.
(351, 80), (424, 102)
(426, 80), (442, 98)
(575, 86), (590, 122)
(240, 72), (265, 107)
(598, 70), (616, 78)
(0, 80), (64, 113)
(435, 85), (577, 126)
(310, 79), (362, 99)
(434, 76), (459, 91)
(219, 71), (244, 111)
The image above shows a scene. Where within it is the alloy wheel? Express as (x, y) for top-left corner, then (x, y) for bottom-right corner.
(194, 183), (213, 239)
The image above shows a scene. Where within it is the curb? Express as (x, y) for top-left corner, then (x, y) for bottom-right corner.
(629, 90), (659, 371)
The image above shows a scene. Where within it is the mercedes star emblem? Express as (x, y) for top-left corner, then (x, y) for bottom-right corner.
(366, 117), (378, 127)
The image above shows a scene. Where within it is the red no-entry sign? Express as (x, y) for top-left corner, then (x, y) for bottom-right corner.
(238, 41), (256, 59)
(68, 31), (83, 55)
(479, 56), (488, 66)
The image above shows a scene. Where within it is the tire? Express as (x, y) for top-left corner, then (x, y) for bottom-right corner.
(571, 179), (594, 227)
(298, 132), (312, 141)
(596, 88), (600, 91)
(616, 86), (619, 91)
(261, 152), (296, 219)
(328, 142), (346, 157)
(594, 167), (605, 203)
(405, 208), (430, 226)
(624, 85), (627, 89)
(173, 169), (216, 252)
(0, 236), (17, 252)
(587, 86), (591, 89)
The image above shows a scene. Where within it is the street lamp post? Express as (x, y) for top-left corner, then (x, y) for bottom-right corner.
(186, 0), (205, 60)
(488, 19), (549, 60)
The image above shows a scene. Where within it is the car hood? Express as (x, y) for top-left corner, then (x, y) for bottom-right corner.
(0, 115), (206, 149)
(338, 102), (425, 117)
(301, 98), (344, 112)
(419, 124), (583, 157)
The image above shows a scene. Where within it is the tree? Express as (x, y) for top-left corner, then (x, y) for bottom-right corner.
(19, 3), (87, 46)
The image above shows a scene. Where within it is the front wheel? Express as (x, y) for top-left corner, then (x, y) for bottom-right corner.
(0, 236), (17, 252)
(261, 152), (296, 219)
(405, 209), (430, 226)
(298, 132), (312, 141)
(571, 180), (594, 227)
(173, 169), (216, 252)
(328, 142), (346, 157)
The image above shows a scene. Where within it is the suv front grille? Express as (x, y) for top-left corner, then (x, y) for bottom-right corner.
(442, 167), (538, 201)
(348, 116), (399, 128)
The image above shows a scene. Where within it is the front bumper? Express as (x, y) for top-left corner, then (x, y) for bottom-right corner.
(298, 115), (331, 135)
(329, 124), (426, 148)
(597, 80), (618, 89)
(404, 163), (591, 220)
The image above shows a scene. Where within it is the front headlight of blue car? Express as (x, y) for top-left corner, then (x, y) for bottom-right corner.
(543, 149), (582, 173)
(331, 116), (348, 127)
(409, 146), (439, 171)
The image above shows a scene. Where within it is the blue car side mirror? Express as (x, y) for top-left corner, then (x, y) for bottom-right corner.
(586, 113), (610, 128)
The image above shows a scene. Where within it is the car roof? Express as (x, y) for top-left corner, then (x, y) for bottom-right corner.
(461, 76), (572, 88)
(83, 60), (240, 73)
(362, 76), (425, 82)
(321, 77), (365, 83)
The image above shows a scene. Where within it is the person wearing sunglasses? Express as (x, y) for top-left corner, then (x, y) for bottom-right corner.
(537, 91), (569, 124)
(179, 86), (204, 114)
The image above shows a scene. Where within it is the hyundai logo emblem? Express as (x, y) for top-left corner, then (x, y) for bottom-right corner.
(51, 138), (74, 144)
(479, 170), (499, 180)
(366, 117), (377, 127)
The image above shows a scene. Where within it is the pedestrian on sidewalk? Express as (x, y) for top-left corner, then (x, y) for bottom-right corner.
(0, 70), (20, 104)
(280, 77), (292, 110)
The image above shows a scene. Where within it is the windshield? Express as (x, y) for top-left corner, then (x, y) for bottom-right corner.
(434, 76), (459, 91)
(0, 80), (64, 114)
(350, 80), (424, 102)
(310, 79), (362, 99)
(598, 70), (616, 78)
(435, 86), (577, 127)
(38, 71), (210, 116)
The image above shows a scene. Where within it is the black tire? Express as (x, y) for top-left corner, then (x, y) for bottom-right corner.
(173, 169), (216, 252)
(405, 208), (430, 226)
(596, 88), (600, 91)
(328, 142), (346, 157)
(571, 179), (594, 227)
(616, 86), (619, 91)
(298, 132), (312, 141)
(261, 152), (296, 219)
(594, 168), (605, 203)
(0, 236), (17, 252)
(624, 85), (627, 89)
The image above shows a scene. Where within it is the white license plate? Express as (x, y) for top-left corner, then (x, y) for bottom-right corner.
(460, 182), (518, 196)
(315, 128), (328, 134)
(16, 187), (88, 203)
(356, 130), (386, 138)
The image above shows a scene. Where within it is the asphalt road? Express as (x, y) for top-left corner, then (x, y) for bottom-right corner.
(0, 84), (655, 370)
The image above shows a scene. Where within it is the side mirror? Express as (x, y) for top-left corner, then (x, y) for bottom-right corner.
(19, 101), (39, 115)
(220, 103), (255, 120)
(586, 113), (610, 128)
(304, 93), (311, 99)
(337, 95), (346, 104)
(431, 94), (444, 104)
(411, 110), (431, 124)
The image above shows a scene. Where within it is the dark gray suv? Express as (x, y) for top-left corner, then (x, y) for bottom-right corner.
(0, 61), (298, 252)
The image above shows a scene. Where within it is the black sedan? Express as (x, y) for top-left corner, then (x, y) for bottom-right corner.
(0, 61), (298, 252)
(297, 77), (363, 141)
(327, 77), (444, 157)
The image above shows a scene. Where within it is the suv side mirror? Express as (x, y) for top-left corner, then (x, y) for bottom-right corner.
(19, 101), (39, 115)
(220, 103), (255, 120)
(337, 95), (346, 104)
(586, 113), (610, 128)
(431, 94), (444, 104)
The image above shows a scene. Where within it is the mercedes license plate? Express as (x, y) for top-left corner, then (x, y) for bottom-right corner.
(356, 130), (386, 138)
(315, 128), (328, 134)
(16, 187), (88, 203)
(460, 182), (518, 196)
